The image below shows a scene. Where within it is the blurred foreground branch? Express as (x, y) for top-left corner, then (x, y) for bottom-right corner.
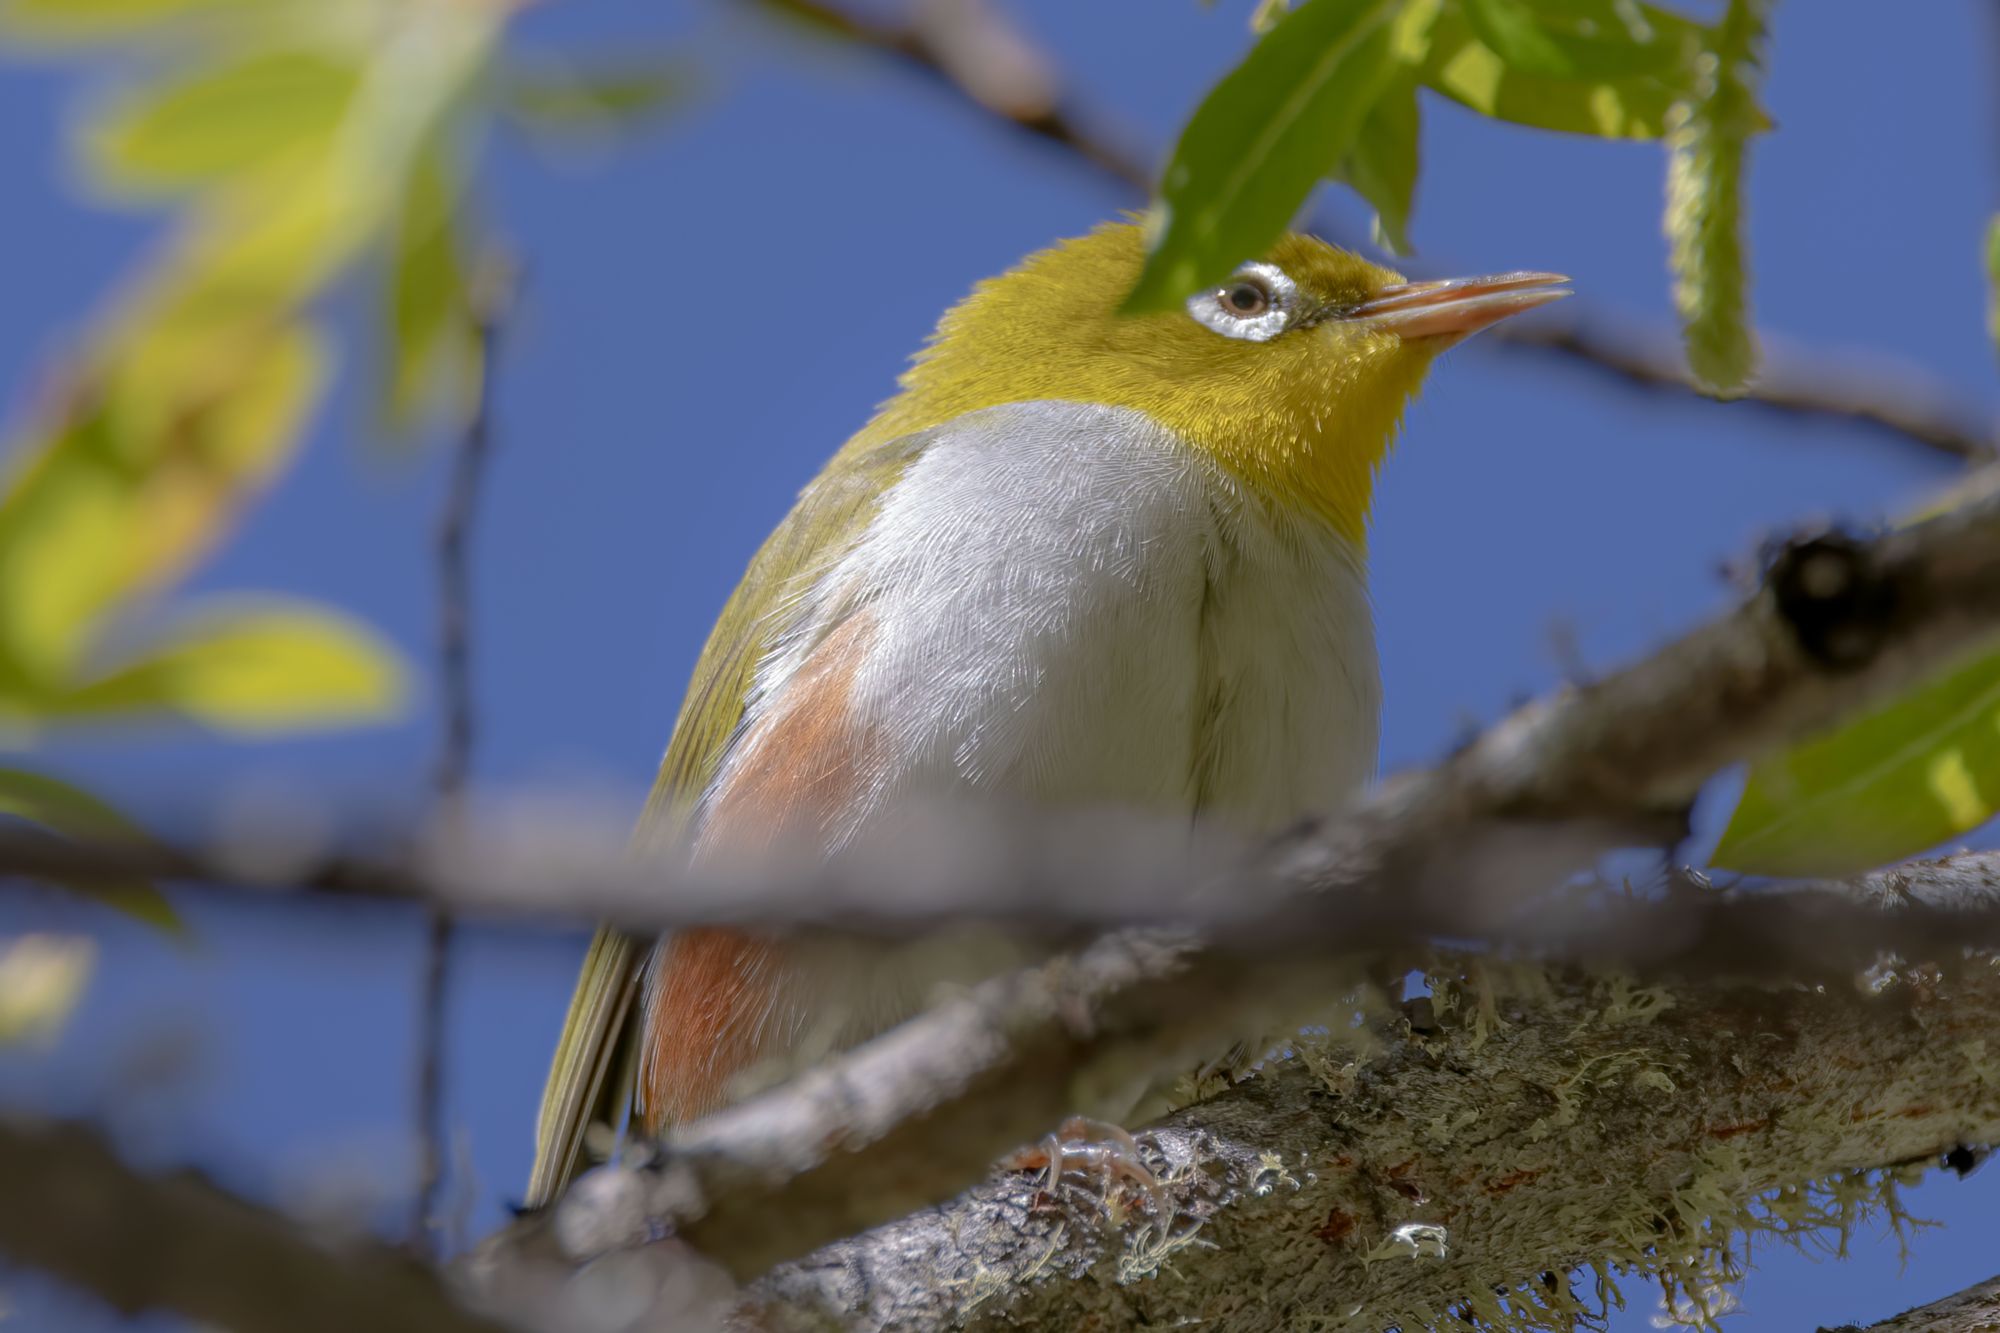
(752, 0), (1997, 467)
(12, 485), (2000, 939)
(0, 1117), (508, 1333)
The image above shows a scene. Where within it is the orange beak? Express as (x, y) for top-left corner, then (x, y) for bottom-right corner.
(1345, 271), (1570, 340)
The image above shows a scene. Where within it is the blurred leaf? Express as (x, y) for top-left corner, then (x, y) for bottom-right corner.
(50, 600), (410, 733)
(0, 0), (252, 45)
(0, 767), (178, 931)
(382, 135), (476, 433)
(1340, 71), (1420, 254)
(1249, 0), (1293, 33)
(0, 936), (95, 1046)
(0, 0), (510, 751)
(1419, 4), (1682, 138)
(499, 55), (696, 144)
(1713, 650), (2000, 877)
(0, 322), (328, 688)
(1663, 0), (1765, 396)
(1458, 0), (1695, 81)
(1126, 0), (1405, 312)
(84, 50), (360, 197)
(1985, 213), (2000, 354)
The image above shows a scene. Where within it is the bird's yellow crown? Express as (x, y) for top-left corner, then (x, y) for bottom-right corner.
(854, 222), (1440, 546)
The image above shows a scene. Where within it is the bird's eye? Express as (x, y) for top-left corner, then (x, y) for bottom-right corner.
(1187, 262), (1296, 342)
(1220, 278), (1272, 317)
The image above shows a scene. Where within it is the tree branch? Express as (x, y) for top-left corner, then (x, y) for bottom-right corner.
(749, 0), (1997, 468)
(4, 490), (2000, 942)
(1835, 1274), (2000, 1332)
(464, 863), (2000, 1331)
(1496, 313), (1998, 466)
(0, 1117), (509, 1333)
(9, 868), (1995, 1333)
(10, 479), (2000, 1318)
(457, 480), (2000, 1286)
(460, 854), (2000, 1290)
(31, 483), (2000, 940)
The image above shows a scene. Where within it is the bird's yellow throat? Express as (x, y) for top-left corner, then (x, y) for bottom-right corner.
(849, 223), (1441, 547)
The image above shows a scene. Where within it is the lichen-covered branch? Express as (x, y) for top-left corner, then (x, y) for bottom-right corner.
(735, 950), (2000, 1333)
(453, 864), (2000, 1332)
(1837, 1274), (2000, 1332)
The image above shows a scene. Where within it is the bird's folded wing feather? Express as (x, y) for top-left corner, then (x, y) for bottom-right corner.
(524, 425), (932, 1209)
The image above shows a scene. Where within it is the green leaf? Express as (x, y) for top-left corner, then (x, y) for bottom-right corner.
(1126, 0), (1406, 312)
(48, 600), (410, 734)
(1458, 0), (1696, 81)
(1340, 72), (1420, 254)
(1419, 4), (1683, 139)
(0, 0), (252, 45)
(381, 134), (476, 433)
(498, 55), (696, 144)
(1985, 213), (2000, 354)
(0, 322), (329, 690)
(1663, 0), (1766, 396)
(1713, 650), (2000, 877)
(84, 50), (360, 197)
(0, 767), (179, 931)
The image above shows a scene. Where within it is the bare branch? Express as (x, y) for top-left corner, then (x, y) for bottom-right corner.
(749, 0), (1997, 468)
(1495, 312), (1997, 466)
(752, 0), (1149, 191)
(0, 1117), (508, 1333)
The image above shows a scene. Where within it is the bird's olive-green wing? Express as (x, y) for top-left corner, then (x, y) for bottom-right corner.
(524, 428), (929, 1209)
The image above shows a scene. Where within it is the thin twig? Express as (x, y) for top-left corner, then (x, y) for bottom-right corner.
(1498, 313), (1998, 465)
(411, 259), (512, 1257)
(748, 0), (1997, 468)
(753, 0), (1150, 192)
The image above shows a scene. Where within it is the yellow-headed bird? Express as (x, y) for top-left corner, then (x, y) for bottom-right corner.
(526, 222), (1567, 1206)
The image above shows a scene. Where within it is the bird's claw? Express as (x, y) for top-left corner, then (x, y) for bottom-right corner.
(999, 1115), (1171, 1220)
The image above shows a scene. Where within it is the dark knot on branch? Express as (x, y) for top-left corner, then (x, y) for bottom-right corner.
(1766, 530), (1898, 669)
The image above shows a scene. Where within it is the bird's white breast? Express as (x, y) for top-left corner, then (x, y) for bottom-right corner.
(721, 399), (1381, 844)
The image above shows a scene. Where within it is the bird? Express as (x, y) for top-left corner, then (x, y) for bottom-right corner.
(525, 221), (1567, 1208)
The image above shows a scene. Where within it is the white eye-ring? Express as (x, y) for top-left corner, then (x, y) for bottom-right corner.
(1187, 261), (1297, 342)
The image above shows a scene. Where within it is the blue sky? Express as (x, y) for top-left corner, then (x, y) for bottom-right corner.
(2, 1), (1997, 1328)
